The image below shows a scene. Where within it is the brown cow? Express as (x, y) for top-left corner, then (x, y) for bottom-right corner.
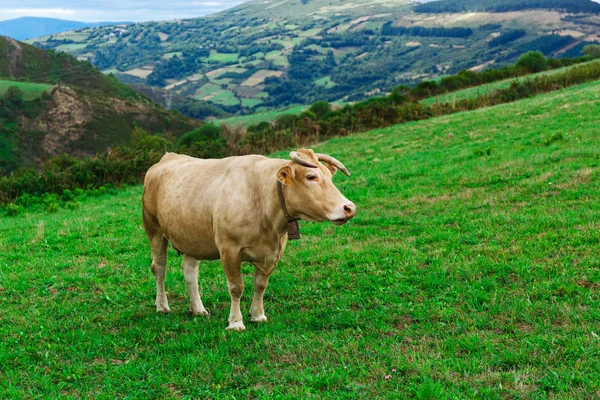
(142, 148), (356, 331)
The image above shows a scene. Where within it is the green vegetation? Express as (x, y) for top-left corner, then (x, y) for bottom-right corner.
(207, 50), (239, 63)
(29, 0), (600, 112)
(414, 0), (600, 13)
(314, 76), (336, 88)
(216, 104), (308, 127)
(2, 79), (600, 397)
(0, 36), (200, 174)
(420, 60), (596, 106)
(516, 51), (548, 73)
(0, 80), (54, 101)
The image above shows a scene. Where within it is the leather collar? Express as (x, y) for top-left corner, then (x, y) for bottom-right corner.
(277, 181), (300, 240)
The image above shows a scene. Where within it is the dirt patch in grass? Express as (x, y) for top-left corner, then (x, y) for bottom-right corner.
(241, 70), (284, 87)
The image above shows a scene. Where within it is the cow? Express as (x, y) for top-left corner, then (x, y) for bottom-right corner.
(142, 148), (356, 331)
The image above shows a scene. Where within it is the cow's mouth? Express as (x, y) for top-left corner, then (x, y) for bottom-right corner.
(332, 218), (350, 225)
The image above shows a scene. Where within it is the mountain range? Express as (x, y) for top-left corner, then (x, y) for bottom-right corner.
(15, 0), (600, 118)
(0, 17), (131, 41)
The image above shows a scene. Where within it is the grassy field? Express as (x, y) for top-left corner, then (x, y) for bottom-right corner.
(215, 104), (308, 127)
(0, 80), (54, 101)
(2, 80), (600, 397)
(421, 61), (599, 106)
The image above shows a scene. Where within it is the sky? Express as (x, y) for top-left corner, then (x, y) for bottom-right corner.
(0, 0), (250, 22)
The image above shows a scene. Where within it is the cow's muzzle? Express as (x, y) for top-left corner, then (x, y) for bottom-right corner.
(331, 202), (356, 225)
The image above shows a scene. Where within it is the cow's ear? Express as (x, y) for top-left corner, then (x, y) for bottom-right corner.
(277, 165), (294, 185)
(320, 161), (337, 176)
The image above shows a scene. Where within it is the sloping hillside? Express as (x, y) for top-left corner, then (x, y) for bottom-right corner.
(1, 77), (599, 397)
(29, 0), (600, 111)
(0, 17), (129, 41)
(0, 36), (200, 172)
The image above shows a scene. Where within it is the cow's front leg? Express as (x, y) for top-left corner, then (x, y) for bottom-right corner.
(221, 252), (245, 331)
(182, 254), (209, 316)
(250, 269), (272, 322)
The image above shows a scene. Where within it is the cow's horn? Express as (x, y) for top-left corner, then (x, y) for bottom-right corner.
(315, 153), (351, 177)
(290, 152), (318, 168)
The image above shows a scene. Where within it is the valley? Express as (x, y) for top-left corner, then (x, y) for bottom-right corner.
(27, 0), (600, 116)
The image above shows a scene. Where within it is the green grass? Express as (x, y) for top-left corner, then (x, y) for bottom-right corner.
(314, 76), (337, 88)
(210, 90), (240, 106)
(162, 51), (183, 60)
(421, 61), (599, 106)
(0, 80), (54, 101)
(241, 98), (263, 108)
(55, 43), (88, 52)
(193, 83), (222, 100)
(215, 104), (307, 127)
(207, 50), (239, 63)
(2, 80), (600, 397)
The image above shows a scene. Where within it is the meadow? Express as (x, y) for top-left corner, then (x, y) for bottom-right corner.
(421, 61), (598, 106)
(0, 80), (54, 101)
(215, 104), (308, 127)
(1, 80), (599, 397)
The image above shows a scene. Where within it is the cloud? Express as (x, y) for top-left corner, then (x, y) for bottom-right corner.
(0, 0), (249, 22)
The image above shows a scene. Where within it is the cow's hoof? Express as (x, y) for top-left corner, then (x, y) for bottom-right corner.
(226, 321), (246, 331)
(190, 308), (209, 317)
(251, 314), (268, 322)
(156, 305), (171, 313)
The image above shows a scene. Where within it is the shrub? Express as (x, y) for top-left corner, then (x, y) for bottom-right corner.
(5, 203), (23, 216)
(309, 101), (332, 119)
(517, 51), (547, 73)
(583, 44), (600, 59)
(46, 202), (59, 213)
(131, 126), (172, 152)
(178, 124), (222, 148)
(5, 86), (24, 105)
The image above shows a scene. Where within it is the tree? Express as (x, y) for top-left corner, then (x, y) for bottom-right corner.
(516, 51), (547, 73)
(583, 44), (600, 59)
(309, 101), (332, 120)
(4, 85), (24, 105)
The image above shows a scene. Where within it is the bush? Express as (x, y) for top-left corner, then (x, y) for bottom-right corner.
(5, 203), (23, 216)
(46, 202), (59, 213)
(5, 86), (24, 105)
(516, 51), (548, 73)
(583, 44), (600, 59)
(178, 124), (222, 148)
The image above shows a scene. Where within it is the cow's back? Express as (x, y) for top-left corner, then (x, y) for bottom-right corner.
(142, 153), (278, 260)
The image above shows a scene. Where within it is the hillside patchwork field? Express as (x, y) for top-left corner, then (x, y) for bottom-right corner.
(1, 79), (599, 397)
(27, 0), (600, 115)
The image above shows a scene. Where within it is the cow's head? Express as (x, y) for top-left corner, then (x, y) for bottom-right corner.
(277, 148), (356, 225)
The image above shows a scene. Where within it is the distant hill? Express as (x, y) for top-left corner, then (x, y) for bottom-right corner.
(28, 0), (600, 111)
(0, 36), (200, 173)
(0, 17), (130, 41)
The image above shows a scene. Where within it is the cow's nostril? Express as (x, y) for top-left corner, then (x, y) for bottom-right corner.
(343, 204), (355, 216)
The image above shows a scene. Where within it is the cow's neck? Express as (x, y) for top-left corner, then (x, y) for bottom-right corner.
(264, 168), (294, 238)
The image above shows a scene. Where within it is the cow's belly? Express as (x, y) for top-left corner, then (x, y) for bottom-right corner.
(167, 232), (220, 261)
(159, 211), (220, 261)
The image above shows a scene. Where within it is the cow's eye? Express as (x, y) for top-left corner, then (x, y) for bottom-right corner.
(307, 175), (318, 182)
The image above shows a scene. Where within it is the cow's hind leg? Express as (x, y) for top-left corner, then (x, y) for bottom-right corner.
(221, 252), (245, 331)
(150, 235), (170, 313)
(182, 254), (209, 316)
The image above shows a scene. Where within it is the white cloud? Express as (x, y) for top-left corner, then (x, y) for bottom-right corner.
(0, 0), (250, 22)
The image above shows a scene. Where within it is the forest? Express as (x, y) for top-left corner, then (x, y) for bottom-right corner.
(414, 0), (600, 14)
